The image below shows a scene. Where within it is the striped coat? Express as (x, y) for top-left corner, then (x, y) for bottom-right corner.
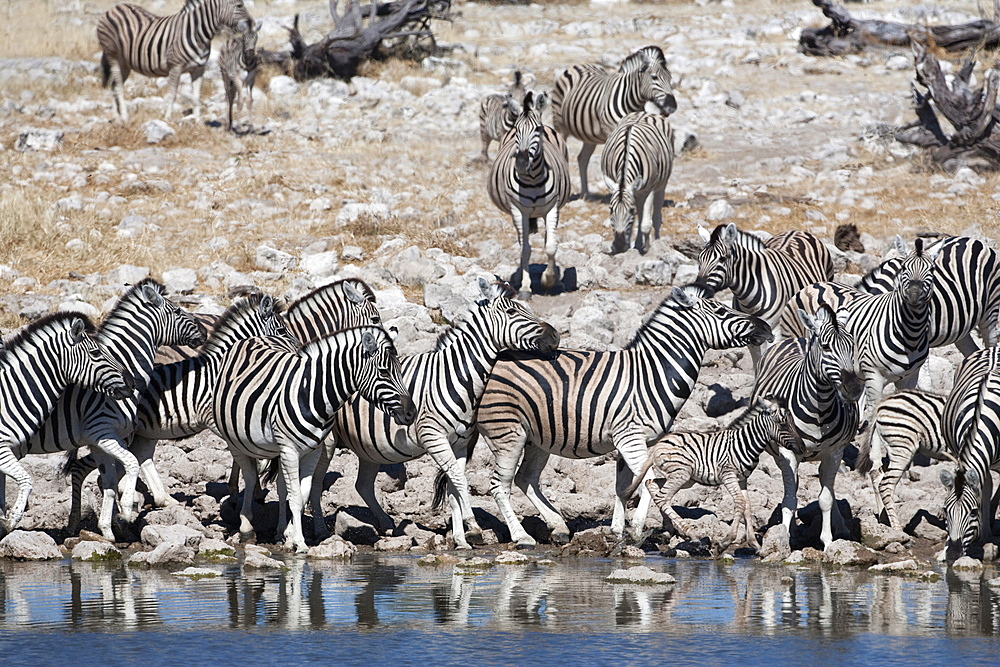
(552, 45), (677, 199)
(479, 70), (526, 161)
(97, 0), (254, 120)
(488, 91), (572, 298)
(220, 19), (260, 132)
(601, 111), (674, 254)
(475, 285), (772, 546)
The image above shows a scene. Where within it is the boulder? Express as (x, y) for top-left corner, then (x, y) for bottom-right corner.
(606, 566), (676, 585)
(0, 530), (62, 560)
(128, 542), (196, 568)
(759, 524), (791, 562)
(255, 245), (297, 273)
(141, 524), (203, 550)
(162, 268), (198, 294)
(243, 550), (287, 569)
(15, 128), (63, 152)
(300, 251), (340, 278)
(374, 535), (416, 551)
(823, 540), (879, 567)
(308, 535), (357, 559)
(71, 541), (123, 562)
(141, 120), (175, 144)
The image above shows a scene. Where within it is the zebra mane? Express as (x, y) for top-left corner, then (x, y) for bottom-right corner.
(103, 278), (166, 330)
(286, 278), (377, 315)
(1, 312), (95, 358)
(619, 45), (667, 73)
(301, 324), (393, 356)
(433, 283), (516, 351)
(710, 223), (767, 253)
(624, 282), (715, 349)
(201, 293), (277, 354)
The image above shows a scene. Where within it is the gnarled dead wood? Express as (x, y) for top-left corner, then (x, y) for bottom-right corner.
(801, 0), (1000, 56)
(896, 43), (1000, 172)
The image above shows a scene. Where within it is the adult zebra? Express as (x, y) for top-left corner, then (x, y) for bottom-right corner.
(16, 280), (206, 537)
(780, 237), (939, 425)
(856, 236), (1000, 377)
(488, 91), (572, 299)
(476, 284), (772, 547)
(941, 347), (1000, 558)
(747, 304), (863, 550)
(0, 313), (134, 532)
(600, 111), (674, 255)
(311, 278), (559, 549)
(97, 0), (255, 121)
(551, 45), (676, 199)
(478, 70), (526, 161)
(63, 292), (294, 538)
(696, 223), (834, 370)
(855, 389), (950, 530)
(211, 326), (416, 553)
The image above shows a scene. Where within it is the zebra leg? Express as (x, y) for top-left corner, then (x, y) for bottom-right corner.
(651, 185), (665, 242)
(309, 437), (337, 539)
(355, 458), (396, 535)
(484, 430), (536, 547)
(94, 452), (120, 540)
(480, 129), (491, 162)
(576, 143), (597, 199)
(635, 190), (652, 254)
(94, 437), (141, 525)
(109, 61), (129, 122)
(131, 435), (176, 508)
(278, 445), (309, 553)
(817, 448), (846, 550)
(189, 65), (205, 120)
(165, 65), (182, 121)
(615, 435), (655, 541)
(774, 448), (800, 538)
(510, 206), (532, 300)
(981, 471), (995, 542)
(232, 451), (258, 543)
(276, 471), (288, 539)
(0, 446), (32, 533)
(513, 445), (570, 543)
(425, 435), (480, 549)
(540, 207), (560, 293)
(956, 333), (982, 357)
(451, 437), (484, 543)
(645, 473), (692, 539)
(878, 439), (916, 530)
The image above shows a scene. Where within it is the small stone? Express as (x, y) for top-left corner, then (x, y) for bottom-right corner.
(116, 215), (146, 239)
(886, 55), (911, 71)
(823, 540), (878, 567)
(309, 535), (357, 559)
(300, 251), (339, 278)
(341, 245), (365, 262)
(268, 75), (299, 97)
(374, 535), (416, 551)
(162, 268), (198, 294)
(454, 557), (493, 573)
(128, 542), (196, 567)
(242, 551), (288, 570)
(255, 245), (297, 273)
(606, 565), (676, 585)
(951, 555), (983, 571)
(172, 567), (221, 579)
(197, 538), (236, 559)
(494, 551), (532, 565)
(114, 264), (150, 286)
(620, 545), (646, 560)
(141, 119), (175, 144)
(15, 128), (63, 152)
(706, 199), (734, 221)
(71, 541), (123, 562)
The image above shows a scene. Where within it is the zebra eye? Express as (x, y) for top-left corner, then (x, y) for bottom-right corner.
(506, 307), (518, 316)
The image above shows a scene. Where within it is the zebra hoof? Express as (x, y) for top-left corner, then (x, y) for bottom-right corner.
(515, 535), (537, 549)
(239, 529), (257, 545)
(465, 526), (485, 546)
(550, 529), (571, 545)
(517, 290), (533, 301)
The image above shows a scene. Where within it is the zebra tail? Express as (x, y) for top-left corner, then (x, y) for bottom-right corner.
(623, 449), (658, 500)
(100, 53), (112, 89)
(855, 421), (877, 474)
(61, 449), (81, 477)
(431, 433), (479, 510)
(261, 458), (279, 486)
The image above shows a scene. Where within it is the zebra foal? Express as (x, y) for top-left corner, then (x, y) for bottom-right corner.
(624, 398), (802, 553)
(0, 314), (133, 533)
(211, 326), (416, 553)
(941, 347), (1000, 558)
(479, 71), (526, 161)
(97, 0), (255, 121)
(551, 45), (676, 199)
(476, 284), (772, 547)
(221, 19), (261, 132)
(488, 91), (572, 299)
(601, 111), (674, 255)
(855, 389), (949, 530)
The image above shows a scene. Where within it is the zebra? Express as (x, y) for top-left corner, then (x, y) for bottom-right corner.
(487, 91), (572, 299)
(551, 45), (676, 199)
(747, 304), (863, 550)
(97, 0), (255, 121)
(600, 111), (674, 255)
(478, 70), (526, 161)
(0, 313), (134, 532)
(855, 235), (1000, 373)
(63, 292), (294, 537)
(310, 278), (560, 549)
(696, 223), (834, 370)
(855, 389), (950, 530)
(211, 326), (416, 552)
(221, 19), (261, 132)
(941, 347), (1000, 558)
(475, 284), (773, 547)
(623, 397), (802, 553)
(780, 236), (939, 425)
(16, 280), (206, 539)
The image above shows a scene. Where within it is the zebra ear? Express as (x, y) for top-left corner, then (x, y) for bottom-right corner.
(70, 318), (87, 344)
(940, 467), (955, 490)
(797, 308), (818, 335)
(836, 308), (850, 329)
(722, 222), (739, 247)
(477, 276), (494, 300)
(924, 238), (943, 262)
(343, 282), (365, 305)
(670, 286), (695, 308)
(534, 91), (549, 115)
(387, 325), (399, 342)
(361, 330), (379, 356)
(254, 19), (263, 32)
(259, 294), (274, 316)
(965, 467), (982, 491)
(140, 283), (165, 307)
(893, 235), (906, 257)
(698, 225), (711, 243)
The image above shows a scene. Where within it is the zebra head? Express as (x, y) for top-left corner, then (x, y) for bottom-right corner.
(798, 304), (864, 403)
(621, 45), (677, 117)
(892, 236), (940, 308)
(355, 327), (417, 426)
(205, 292), (297, 354)
(239, 19), (261, 70)
(284, 278), (382, 345)
(757, 396), (805, 456)
(940, 466), (981, 559)
(695, 223), (744, 292)
(609, 180), (639, 255)
(666, 284), (772, 349)
(134, 280), (208, 349)
(475, 277), (560, 353)
(513, 91), (547, 175)
(221, 0), (254, 36)
(58, 314), (135, 401)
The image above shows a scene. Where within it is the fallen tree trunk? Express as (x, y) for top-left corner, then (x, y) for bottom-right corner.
(895, 43), (1000, 172)
(800, 0), (1000, 56)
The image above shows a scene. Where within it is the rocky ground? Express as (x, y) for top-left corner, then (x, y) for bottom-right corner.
(1, 0), (999, 572)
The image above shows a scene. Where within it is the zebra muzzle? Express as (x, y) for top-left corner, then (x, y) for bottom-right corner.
(534, 324), (561, 353)
(392, 395), (418, 426)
